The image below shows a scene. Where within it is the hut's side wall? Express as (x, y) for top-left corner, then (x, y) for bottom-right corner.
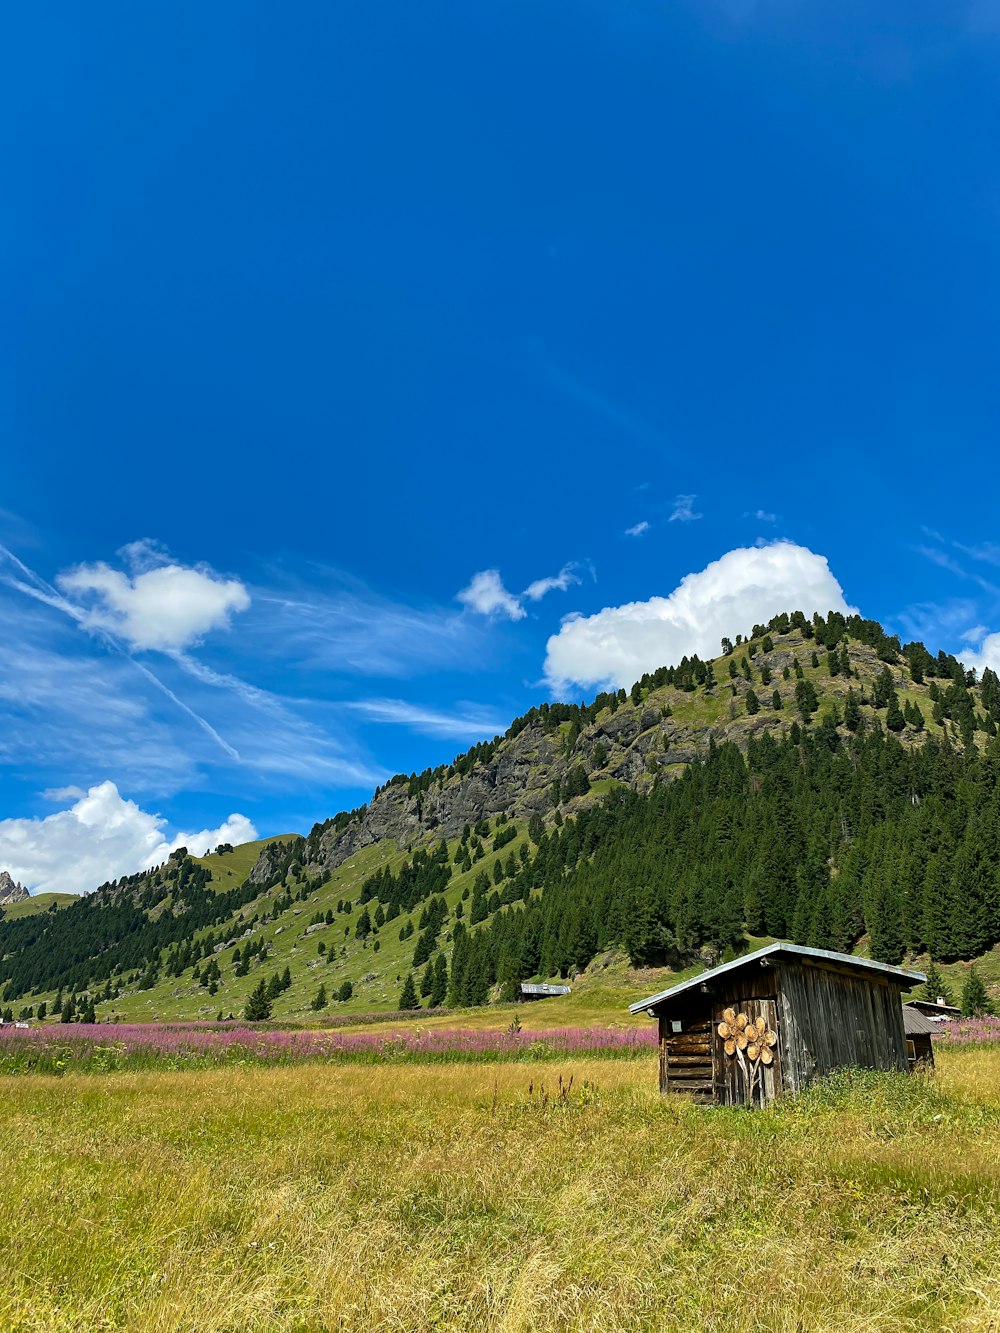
(906, 1034), (935, 1069)
(777, 960), (908, 1092)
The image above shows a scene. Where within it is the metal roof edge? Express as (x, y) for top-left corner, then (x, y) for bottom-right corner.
(628, 941), (926, 1014)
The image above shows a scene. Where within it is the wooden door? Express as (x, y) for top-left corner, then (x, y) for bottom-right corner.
(712, 997), (781, 1106)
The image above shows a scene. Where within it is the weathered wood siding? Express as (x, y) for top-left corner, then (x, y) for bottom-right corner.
(659, 1000), (713, 1100)
(776, 959), (908, 1094)
(706, 965), (781, 1106)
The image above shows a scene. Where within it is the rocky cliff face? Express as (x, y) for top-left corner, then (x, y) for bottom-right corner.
(296, 690), (725, 880)
(0, 871), (29, 905)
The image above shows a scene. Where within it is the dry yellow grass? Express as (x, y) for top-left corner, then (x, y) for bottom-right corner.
(2, 1050), (999, 1332)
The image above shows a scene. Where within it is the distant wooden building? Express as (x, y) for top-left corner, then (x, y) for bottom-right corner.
(630, 943), (925, 1107)
(519, 982), (572, 1002)
(906, 998), (961, 1022)
(902, 1004), (937, 1069)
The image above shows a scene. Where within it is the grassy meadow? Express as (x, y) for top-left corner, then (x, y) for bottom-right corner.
(3, 1044), (1000, 1332)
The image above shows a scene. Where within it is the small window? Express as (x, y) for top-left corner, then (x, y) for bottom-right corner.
(670, 1020), (682, 1033)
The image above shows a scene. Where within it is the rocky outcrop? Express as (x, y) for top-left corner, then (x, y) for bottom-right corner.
(0, 871), (28, 905)
(249, 688), (759, 886)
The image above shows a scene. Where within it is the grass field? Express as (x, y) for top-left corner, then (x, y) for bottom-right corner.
(2, 1046), (1000, 1332)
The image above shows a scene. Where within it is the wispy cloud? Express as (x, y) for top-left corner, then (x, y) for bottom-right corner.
(955, 540), (1000, 567)
(0, 543), (242, 761)
(0, 633), (200, 793)
(625, 521), (651, 538)
(0, 544), (388, 794)
(668, 494), (703, 523)
(345, 698), (507, 741)
(914, 543), (1000, 596)
(254, 577), (474, 678)
(895, 597), (981, 646)
(523, 563), (580, 602)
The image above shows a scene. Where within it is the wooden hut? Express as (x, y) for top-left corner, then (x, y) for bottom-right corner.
(902, 1004), (937, 1069)
(519, 982), (572, 1002)
(906, 997), (961, 1022)
(630, 942), (925, 1106)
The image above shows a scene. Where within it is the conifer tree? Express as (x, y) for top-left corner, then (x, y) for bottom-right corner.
(795, 678), (818, 721)
(311, 984), (328, 1011)
(398, 973), (420, 1010)
(430, 953), (448, 1007)
(843, 690), (861, 732)
(961, 967), (990, 1017)
(244, 979), (272, 1022)
(920, 961), (953, 1006)
(886, 694), (906, 732)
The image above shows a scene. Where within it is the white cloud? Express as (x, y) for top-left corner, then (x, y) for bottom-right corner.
(753, 509), (778, 524)
(457, 563), (580, 620)
(58, 551), (250, 652)
(625, 521), (651, 538)
(345, 698), (507, 740)
(963, 631), (1000, 677)
(523, 563), (580, 602)
(544, 540), (854, 693)
(456, 569), (526, 621)
(668, 494), (703, 523)
(0, 781), (258, 895)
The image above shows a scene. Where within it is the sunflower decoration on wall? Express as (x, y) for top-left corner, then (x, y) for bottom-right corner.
(717, 1008), (777, 1102)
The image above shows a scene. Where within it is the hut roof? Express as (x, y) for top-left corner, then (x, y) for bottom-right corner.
(630, 943), (926, 1015)
(906, 998), (961, 1018)
(519, 983), (571, 997)
(902, 1004), (939, 1036)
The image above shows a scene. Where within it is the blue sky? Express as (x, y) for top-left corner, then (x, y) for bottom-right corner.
(2, 1), (999, 891)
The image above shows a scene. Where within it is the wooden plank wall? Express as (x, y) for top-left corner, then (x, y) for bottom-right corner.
(659, 1001), (713, 1100)
(777, 960), (908, 1092)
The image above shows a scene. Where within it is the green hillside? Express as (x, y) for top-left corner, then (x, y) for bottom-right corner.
(190, 834), (299, 892)
(2, 607), (1000, 1024)
(0, 892), (77, 921)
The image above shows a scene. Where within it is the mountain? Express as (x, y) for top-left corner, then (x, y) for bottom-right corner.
(1, 607), (999, 1022)
(0, 872), (28, 906)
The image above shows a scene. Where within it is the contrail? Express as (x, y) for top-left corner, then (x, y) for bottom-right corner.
(538, 359), (673, 455)
(0, 542), (240, 761)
